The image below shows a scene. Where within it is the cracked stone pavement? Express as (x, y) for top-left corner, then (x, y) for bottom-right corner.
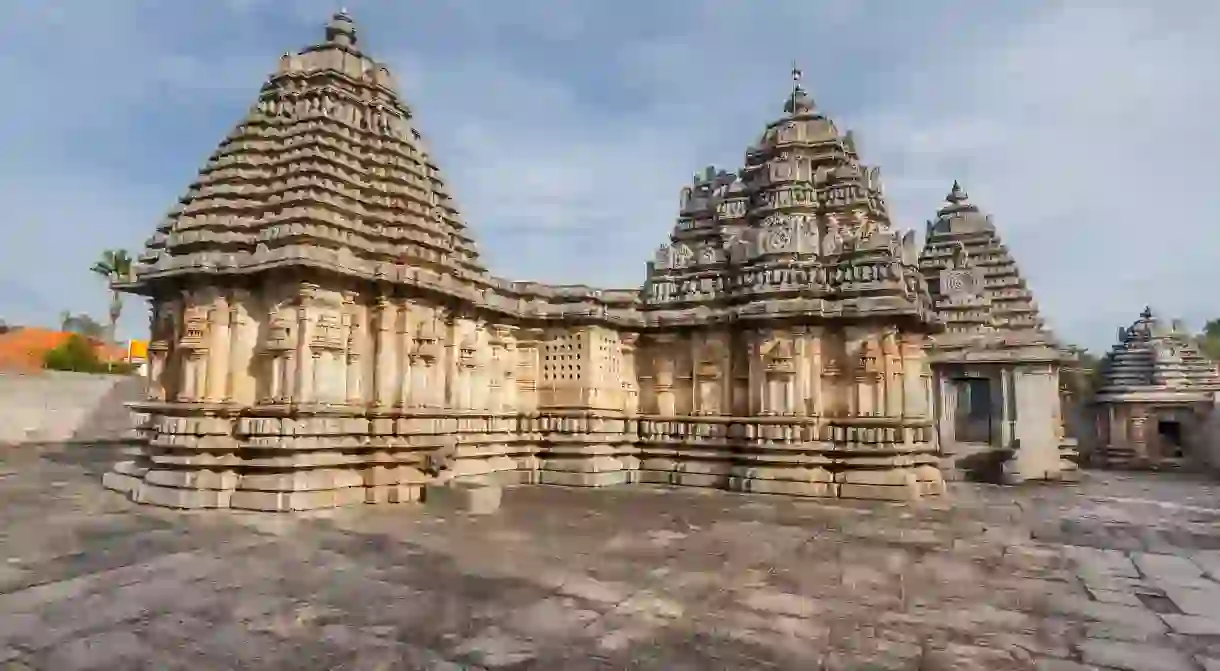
(4, 444), (1220, 670)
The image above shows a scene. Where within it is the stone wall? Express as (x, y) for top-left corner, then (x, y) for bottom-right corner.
(0, 371), (141, 444)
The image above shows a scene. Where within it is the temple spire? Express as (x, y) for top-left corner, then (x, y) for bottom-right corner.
(946, 180), (968, 204)
(325, 8), (357, 47)
(784, 62), (815, 116)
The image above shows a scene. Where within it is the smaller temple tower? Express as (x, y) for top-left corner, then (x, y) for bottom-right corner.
(918, 182), (1078, 483)
(1094, 308), (1220, 469)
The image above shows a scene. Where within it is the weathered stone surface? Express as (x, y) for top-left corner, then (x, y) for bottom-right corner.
(425, 482), (502, 515)
(1162, 613), (1220, 635)
(17, 445), (1220, 667)
(1078, 639), (1196, 671)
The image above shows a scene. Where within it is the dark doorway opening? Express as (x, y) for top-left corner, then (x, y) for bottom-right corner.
(1157, 420), (1184, 458)
(953, 377), (993, 444)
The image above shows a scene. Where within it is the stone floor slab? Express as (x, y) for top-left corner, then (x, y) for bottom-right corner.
(5, 444), (1220, 668)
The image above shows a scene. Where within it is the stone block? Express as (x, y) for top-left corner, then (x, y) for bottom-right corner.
(425, 481), (502, 515)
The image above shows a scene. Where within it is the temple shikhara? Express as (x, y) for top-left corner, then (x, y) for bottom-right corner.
(1092, 308), (1220, 469)
(104, 12), (1092, 511)
(918, 183), (1078, 484)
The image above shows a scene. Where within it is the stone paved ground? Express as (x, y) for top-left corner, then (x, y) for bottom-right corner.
(4, 445), (1220, 669)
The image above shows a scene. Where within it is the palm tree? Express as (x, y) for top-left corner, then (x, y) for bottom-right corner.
(89, 249), (133, 344)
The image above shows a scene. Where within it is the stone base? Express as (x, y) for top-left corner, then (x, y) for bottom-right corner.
(107, 411), (956, 511)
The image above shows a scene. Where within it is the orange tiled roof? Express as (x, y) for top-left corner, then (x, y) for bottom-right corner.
(0, 328), (126, 372)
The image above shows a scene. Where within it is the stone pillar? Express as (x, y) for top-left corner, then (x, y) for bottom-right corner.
(1009, 366), (1060, 481)
(373, 296), (395, 407)
(900, 334), (928, 419)
(342, 292), (362, 405)
(397, 303), (413, 408)
(225, 299), (241, 403)
(620, 333), (639, 415)
(281, 352), (296, 403)
(654, 342), (676, 416)
(205, 296), (231, 403)
(442, 310), (458, 409)
(148, 345), (168, 401)
(807, 328), (824, 416)
(999, 367), (1016, 449)
(882, 330), (902, 417)
(293, 284), (317, 404)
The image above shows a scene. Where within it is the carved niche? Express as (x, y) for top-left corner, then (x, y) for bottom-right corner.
(412, 321), (440, 363)
(762, 335), (797, 376)
(821, 218), (844, 256)
(312, 312), (345, 351)
(939, 243), (985, 299)
(695, 338), (727, 416)
(178, 306), (210, 352)
(459, 334), (479, 370)
(265, 313), (295, 352)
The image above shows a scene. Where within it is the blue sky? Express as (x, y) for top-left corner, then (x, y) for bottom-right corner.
(1, 0), (1217, 352)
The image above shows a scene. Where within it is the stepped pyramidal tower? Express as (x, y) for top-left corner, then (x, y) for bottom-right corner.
(918, 182), (1078, 483)
(104, 14), (944, 511)
(1094, 308), (1220, 469)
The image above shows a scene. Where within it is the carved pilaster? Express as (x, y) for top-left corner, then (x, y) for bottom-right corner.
(294, 283), (319, 404)
(205, 293), (231, 403)
(341, 291), (362, 405)
(373, 295), (395, 407)
(651, 333), (677, 416)
(620, 333), (639, 415)
(881, 328), (902, 417)
(806, 327), (824, 416)
(397, 302), (413, 408)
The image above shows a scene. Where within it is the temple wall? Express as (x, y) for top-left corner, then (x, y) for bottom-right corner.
(108, 277), (943, 511)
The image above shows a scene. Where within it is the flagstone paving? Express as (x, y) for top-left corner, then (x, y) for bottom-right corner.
(4, 443), (1220, 670)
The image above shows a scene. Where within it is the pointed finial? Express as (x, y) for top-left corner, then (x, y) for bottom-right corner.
(1141, 306), (1154, 320)
(784, 62), (815, 116)
(326, 8), (357, 46)
(946, 180), (968, 204)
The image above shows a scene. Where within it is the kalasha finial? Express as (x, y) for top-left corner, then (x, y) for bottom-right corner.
(1141, 306), (1154, 320)
(326, 8), (357, 46)
(946, 180), (968, 204)
(784, 62), (815, 116)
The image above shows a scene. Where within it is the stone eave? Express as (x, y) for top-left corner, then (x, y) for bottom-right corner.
(1093, 388), (1216, 404)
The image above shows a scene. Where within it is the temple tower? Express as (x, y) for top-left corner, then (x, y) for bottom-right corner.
(639, 68), (943, 500)
(918, 182), (1078, 483)
(102, 18), (945, 510)
(1094, 308), (1220, 469)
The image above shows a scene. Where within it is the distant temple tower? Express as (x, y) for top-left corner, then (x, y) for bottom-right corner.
(103, 14), (943, 511)
(918, 182), (1078, 483)
(1093, 308), (1220, 469)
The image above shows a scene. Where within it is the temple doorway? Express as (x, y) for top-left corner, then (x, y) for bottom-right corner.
(1157, 419), (1185, 458)
(953, 377), (993, 444)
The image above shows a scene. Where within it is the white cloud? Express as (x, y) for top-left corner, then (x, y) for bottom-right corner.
(0, 0), (1216, 351)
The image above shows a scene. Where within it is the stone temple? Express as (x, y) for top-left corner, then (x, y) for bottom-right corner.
(1093, 307), (1220, 469)
(101, 12), (950, 511)
(918, 183), (1078, 484)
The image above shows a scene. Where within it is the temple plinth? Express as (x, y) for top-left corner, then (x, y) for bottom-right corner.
(103, 17), (943, 511)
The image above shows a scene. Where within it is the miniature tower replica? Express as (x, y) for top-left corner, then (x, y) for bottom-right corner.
(1093, 308), (1220, 469)
(102, 16), (943, 511)
(918, 182), (1078, 483)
